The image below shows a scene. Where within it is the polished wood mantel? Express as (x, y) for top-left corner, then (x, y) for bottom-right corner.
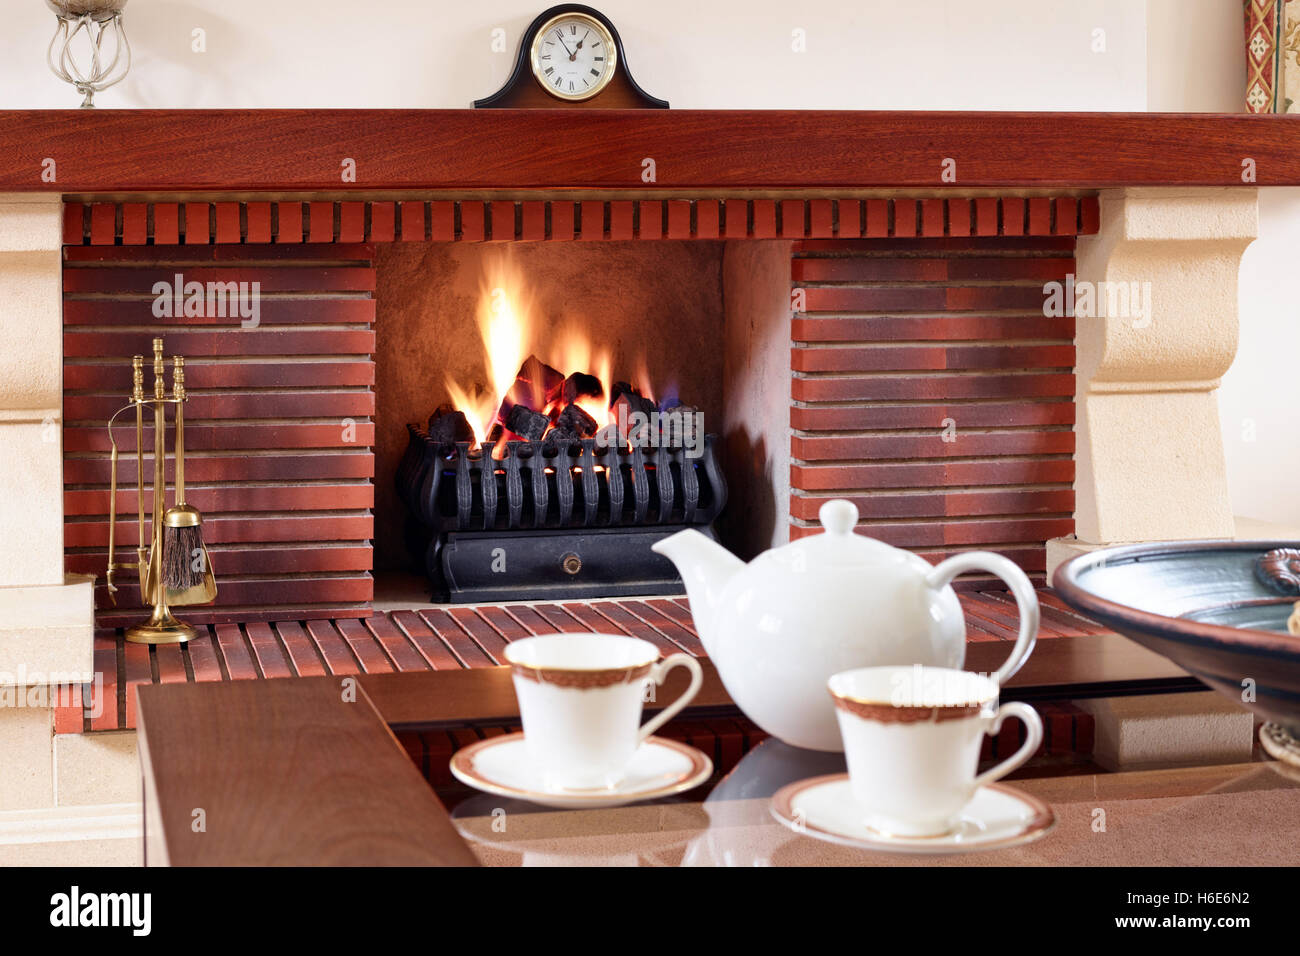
(3, 110), (1298, 193)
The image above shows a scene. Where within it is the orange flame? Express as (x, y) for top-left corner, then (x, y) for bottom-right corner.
(445, 262), (529, 446)
(445, 254), (636, 453)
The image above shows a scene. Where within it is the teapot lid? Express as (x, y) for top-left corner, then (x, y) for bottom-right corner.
(777, 499), (899, 567)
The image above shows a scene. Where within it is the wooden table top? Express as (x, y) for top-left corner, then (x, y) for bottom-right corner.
(453, 761), (1300, 867)
(136, 634), (1204, 866)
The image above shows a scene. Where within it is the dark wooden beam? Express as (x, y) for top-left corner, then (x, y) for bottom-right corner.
(2, 110), (1295, 192)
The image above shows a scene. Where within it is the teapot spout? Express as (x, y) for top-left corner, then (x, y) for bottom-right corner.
(652, 529), (744, 654)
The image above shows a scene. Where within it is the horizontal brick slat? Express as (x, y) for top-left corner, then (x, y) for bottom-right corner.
(792, 314), (1075, 342)
(62, 266), (376, 293)
(790, 489), (1075, 521)
(65, 545), (372, 577)
(64, 514), (374, 549)
(791, 256), (1076, 282)
(790, 401), (1074, 431)
(62, 360), (373, 391)
(791, 432), (1074, 461)
(791, 344), (1075, 373)
(64, 390), (375, 422)
(791, 458), (1076, 491)
(802, 286), (1048, 312)
(63, 422), (376, 453)
(64, 483), (374, 516)
(791, 373), (1075, 403)
(63, 453), (373, 485)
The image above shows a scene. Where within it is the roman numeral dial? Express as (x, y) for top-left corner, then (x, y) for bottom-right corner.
(529, 12), (618, 102)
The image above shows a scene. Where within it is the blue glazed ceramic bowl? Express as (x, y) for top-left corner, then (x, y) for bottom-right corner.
(1054, 541), (1300, 733)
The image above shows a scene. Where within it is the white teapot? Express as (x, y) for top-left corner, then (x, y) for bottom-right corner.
(653, 499), (1039, 751)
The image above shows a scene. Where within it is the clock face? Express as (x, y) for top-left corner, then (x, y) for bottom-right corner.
(529, 13), (618, 101)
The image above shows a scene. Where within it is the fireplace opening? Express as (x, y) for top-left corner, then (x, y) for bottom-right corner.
(383, 244), (729, 601)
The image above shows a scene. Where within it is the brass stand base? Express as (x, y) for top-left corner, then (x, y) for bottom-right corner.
(124, 620), (197, 645)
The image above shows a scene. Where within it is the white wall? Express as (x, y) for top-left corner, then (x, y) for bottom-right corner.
(1222, 189), (1300, 528)
(1146, 0), (1242, 113)
(5, 0), (1146, 109)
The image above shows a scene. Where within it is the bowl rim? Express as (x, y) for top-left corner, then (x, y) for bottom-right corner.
(1052, 540), (1300, 658)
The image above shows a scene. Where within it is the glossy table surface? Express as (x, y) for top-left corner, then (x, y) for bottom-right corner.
(136, 634), (1244, 865)
(450, 750), (1300, 867)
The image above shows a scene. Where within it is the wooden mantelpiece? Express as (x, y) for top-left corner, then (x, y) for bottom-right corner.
(4, 110), (1300, 192)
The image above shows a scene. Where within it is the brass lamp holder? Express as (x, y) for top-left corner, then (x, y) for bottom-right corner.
(105, 338), (212, 645)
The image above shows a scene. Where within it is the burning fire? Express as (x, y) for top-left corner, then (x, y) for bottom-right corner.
(443, 267), (529, 447)
(445, 259), (634, 456)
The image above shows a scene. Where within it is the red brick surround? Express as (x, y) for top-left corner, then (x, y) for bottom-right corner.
(789, 237), (1082, 578)
(63, 244), (377, 622)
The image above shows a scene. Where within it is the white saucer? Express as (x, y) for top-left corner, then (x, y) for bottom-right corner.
(770, 774), (1054, 854)
(449, 732), (714, 809)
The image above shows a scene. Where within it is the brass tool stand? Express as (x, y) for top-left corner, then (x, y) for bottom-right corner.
(106, 338), (207, 644)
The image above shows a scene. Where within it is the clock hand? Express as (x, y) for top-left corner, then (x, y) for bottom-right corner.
(577, 29), (589, 50)
(555, 31), (576, 60)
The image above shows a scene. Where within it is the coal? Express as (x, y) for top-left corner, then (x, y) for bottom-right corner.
(563, 372), (604, 406)
(658, 404), (699, 448)
(611, 390), (657, 427)
(504, 402), (550, 442)
(554, 403), (598, 439)
(609, 381), (639, 406)
(426, 404), (475, 447)
(509, 355), (565, 411)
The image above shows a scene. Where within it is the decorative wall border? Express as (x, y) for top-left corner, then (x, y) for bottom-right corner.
(62, 196), (1101, 246)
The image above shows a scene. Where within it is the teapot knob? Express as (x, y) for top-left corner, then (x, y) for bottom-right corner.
(819, 499), (859, 536)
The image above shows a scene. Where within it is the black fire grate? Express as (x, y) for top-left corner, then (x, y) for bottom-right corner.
(396, 426), (726, 602)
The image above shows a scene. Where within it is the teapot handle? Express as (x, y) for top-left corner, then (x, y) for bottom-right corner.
(924, 552), (1039, 684)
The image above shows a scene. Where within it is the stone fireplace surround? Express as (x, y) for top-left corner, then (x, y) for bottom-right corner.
(0, 109), (1282, 860)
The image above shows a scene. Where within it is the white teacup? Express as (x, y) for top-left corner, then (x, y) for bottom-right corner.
(827, 664), (1043, 837)
(504, 634), (704, 792)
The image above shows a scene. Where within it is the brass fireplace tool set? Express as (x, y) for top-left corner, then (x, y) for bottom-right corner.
(105, 338), (216, 644)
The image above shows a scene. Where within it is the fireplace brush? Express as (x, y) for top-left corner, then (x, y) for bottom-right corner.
(104, 338), (216, 645)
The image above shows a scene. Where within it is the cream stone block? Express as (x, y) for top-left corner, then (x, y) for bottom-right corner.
(1047, 516), (1300, 577)
(0, 802), (142, 867)
(0, 420), (65, 587)
(1073, 188), (1258, 545)
(0, 254), (63, 413)
(55, 731), (139, 806)
(0, 196), (64, 253)
(0, 574), (94, 683)
(1044, 536), (1105, 579)
(0, 705), (53, 810)
(1079, 692), (1255, 771)
(1078, 390), (1234, 543)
